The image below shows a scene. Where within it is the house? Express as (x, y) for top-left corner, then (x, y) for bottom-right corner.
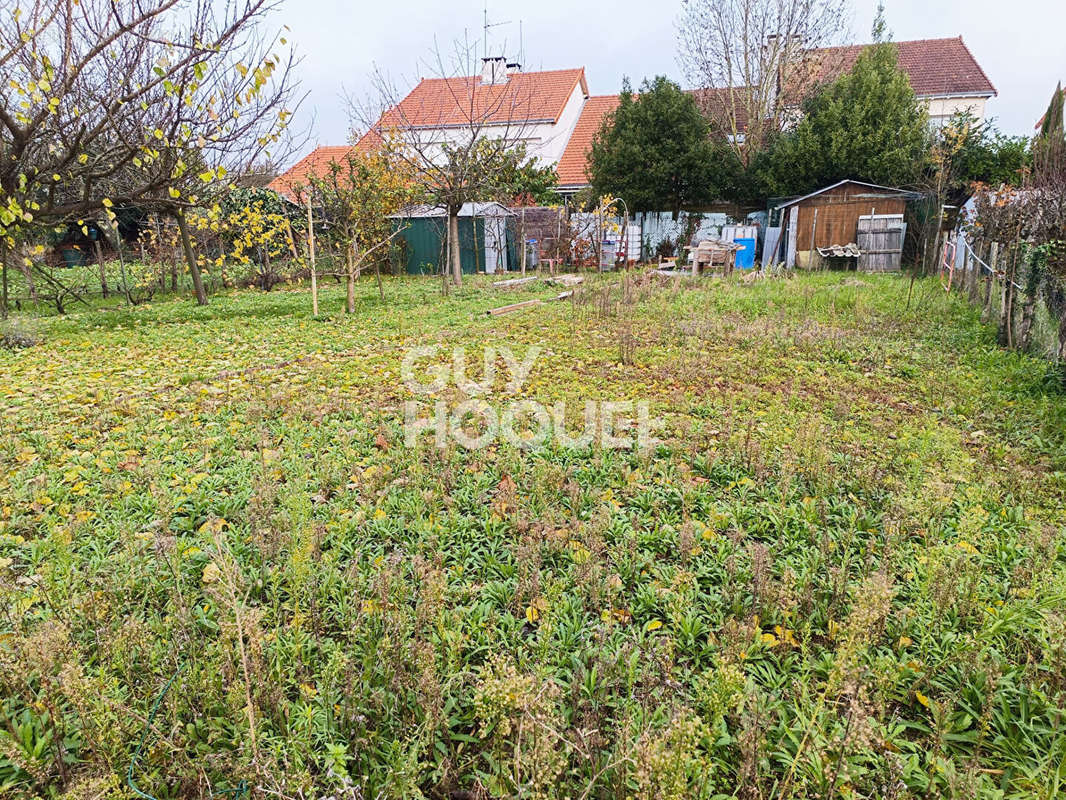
(772, 180), (916, 271)
(270, 61), (590, 201)
(271, 37), (996, 201)
(796, 37), (997, 127)
(267, 145), (356, 202)
(556, 95), (620, 194)
(365, 59), (589, 167)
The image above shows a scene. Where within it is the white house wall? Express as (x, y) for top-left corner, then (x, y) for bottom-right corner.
(393, 83), (588, 170)
(922, 95), (990, 125)
(537, 84), (587, 165)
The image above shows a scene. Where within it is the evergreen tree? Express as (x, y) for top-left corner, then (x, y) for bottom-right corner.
(588, 76), (741, 215)
(1034, 83), (1065, 177)
(761, 44), (929, 196)
(871, 2), (891, 43)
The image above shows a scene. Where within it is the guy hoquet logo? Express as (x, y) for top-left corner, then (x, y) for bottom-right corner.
(400, 345), (662, 452)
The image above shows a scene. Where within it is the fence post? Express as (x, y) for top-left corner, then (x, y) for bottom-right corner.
(307, 198), (318, 317)
(965, 241), (976, 303)
(983, 241), (998, 322)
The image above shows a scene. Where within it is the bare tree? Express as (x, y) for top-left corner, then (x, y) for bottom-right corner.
(0, 0), (302, 307)
(351, 38), (538, 286)
(677, 0), (851, 166)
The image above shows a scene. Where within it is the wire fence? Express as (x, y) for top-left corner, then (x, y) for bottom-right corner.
(940, 232), (1065, 366)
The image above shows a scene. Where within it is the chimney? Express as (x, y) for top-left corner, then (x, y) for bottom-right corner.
(481, 56), (507, 85)
(506, 62), (521, 75)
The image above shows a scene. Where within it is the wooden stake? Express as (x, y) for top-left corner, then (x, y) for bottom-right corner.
(520, 207), (527, 275)
(94, 236), (109, 298)
(307, 198), (318, 317)
(486, 298), (541, 316)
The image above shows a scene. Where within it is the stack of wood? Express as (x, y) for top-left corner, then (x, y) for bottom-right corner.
(685, 239), (746, 275)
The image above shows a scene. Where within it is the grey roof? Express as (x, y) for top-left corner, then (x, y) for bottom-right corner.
(388, 202), (513, 219)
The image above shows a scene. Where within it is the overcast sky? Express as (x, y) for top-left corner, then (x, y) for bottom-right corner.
(275, 0), (1064, 160)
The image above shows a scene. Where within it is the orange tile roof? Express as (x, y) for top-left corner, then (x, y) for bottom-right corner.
(275, 69), (589, 199)
(378, 68), (587, 130)
(556, 95), (619, 188)
(267, 145), (352, 201)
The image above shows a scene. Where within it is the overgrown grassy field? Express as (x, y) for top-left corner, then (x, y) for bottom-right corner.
(2, 272), (1065, 799)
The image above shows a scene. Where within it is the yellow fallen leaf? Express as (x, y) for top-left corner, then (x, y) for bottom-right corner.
(915, 691), (930, 708)
(644, 619), (663, 632)
(201, 562), (221, 584)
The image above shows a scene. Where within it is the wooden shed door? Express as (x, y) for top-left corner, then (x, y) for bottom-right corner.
(857, 215), (905, 272)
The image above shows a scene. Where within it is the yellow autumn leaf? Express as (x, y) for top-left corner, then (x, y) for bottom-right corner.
(526, 605), (540, 624)
(201, 562), (222, 584)
(915, 691), (930, 708)
(644, 619), (663, 632)
(197, 517), (226, 534)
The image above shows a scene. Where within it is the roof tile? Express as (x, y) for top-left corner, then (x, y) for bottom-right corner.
(806, 37), (996, 98)
(556, 95), (619, 187)
(267, 145), (352, 201)
(380, 68), (587, 129)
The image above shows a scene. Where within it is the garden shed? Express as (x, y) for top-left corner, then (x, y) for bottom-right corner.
(770, 180), (915, 271)
(389, 203), (513, 275)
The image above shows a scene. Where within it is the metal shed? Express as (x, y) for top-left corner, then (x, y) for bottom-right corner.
(771, 180), (916, 272)
(389, 202), (513, 275)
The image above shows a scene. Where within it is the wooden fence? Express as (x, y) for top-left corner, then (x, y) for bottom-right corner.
(942, 233), (1065, 364)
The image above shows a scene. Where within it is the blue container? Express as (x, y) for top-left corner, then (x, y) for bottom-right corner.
(735, 238), (757, 269)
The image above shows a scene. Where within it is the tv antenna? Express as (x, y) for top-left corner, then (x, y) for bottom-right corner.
(482, 2), (512, 58)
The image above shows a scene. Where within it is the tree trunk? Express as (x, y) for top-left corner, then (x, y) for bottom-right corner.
(175, 208), (208, 305)
(111, 220), (131, 305)
(306, 199), (318, 317)
(18, 255), (38, 305)
(448, 209), (462, 287)
(1058, 314), (1066, 372)
(1, 239), (8, 319)
(346, 240), (356, 313)
(94, 238), (109, 298)
(263, 245), (272, 290)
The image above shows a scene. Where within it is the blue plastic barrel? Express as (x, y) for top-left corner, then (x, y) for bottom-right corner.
(735, 238), (756, 269)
